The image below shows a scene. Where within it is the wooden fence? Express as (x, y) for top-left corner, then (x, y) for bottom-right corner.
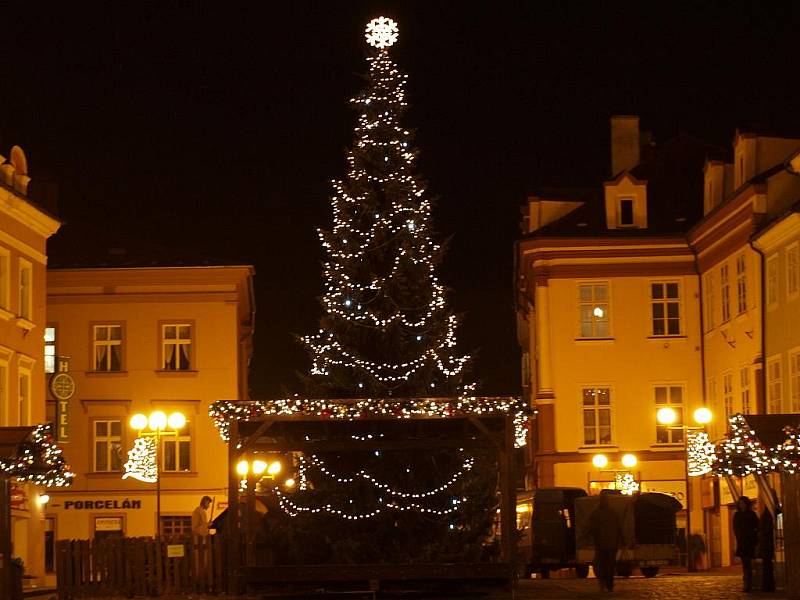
(56, 535), (226, 598)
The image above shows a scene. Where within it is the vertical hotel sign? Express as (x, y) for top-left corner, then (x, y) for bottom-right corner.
(49, 357), (75, 442)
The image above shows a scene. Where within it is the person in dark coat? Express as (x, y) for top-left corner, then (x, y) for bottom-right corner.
(590, 493), (623, 592)
(757, 506), (776, 593)
(733, 496), (759, 592)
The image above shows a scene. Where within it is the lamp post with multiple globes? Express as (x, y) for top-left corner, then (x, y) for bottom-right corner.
(129, 410), (186, 539)
(591, 452), (640, 494)
(656, 406), (713, 572)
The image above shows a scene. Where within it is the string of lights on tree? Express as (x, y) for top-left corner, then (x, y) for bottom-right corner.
(210, 397), (529, 448)
(0, 424), (74, 487)
(687, 431), (716, 477)
(300, 15), (471, 396)
(122, 436), (158, 483)
(713, 414), (784, 476)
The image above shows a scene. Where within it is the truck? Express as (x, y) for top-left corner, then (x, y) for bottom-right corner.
(574, 491), (681, 578)
(519, 487), (589, 578)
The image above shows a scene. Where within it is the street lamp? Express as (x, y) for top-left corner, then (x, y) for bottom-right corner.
(656, 406), (714, 572)
(129, 410), (186, 539)
(592, 453), (639, 495)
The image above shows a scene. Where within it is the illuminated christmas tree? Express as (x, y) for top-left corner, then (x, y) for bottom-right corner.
(302, 16), (470, 398)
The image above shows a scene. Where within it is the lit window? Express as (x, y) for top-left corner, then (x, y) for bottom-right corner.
(93, 325), (123, 371)
(162, 422), (191, 472)
(787, 244), (799, 299)
(740, 366), (751, 415)
(723, 373), (734, 423)
(94, 420), (123, 472)
(767, 255), (779, 307)
(767, 357), (782, 414)
(44, 326), (56, 374)
(18, 260), (32, 320)
(655, 386), (684, 444)
(736, 254), (747, 314)
(720, 265), (731, 322)
(578, 283), (610, 338)
(650, 282), (681, 336)
(790, 351), (800, 413)
(162, 324), (192, 371)
(582, 388), (612, 446)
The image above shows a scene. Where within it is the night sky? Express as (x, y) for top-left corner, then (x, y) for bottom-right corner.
(1, 2), (798, 397)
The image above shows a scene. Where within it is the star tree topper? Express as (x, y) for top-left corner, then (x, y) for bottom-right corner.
(365, 16), (398, 49)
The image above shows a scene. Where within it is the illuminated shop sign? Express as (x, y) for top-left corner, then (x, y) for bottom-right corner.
(64, 499), (142, 510)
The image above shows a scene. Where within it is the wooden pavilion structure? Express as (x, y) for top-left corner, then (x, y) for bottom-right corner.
(219, 398), (523, 597)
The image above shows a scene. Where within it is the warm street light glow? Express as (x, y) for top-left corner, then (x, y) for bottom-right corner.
(236, 460), (249, 477)
(284, 478), (296, 488)
(621, 453), (637, 468)
(252, 459), (268, 475)
(657, 407), (677, 425)
(268, 461), (282, 475)
(592, 454), (609, 469)
(38, 494), (50, 505)
(149, 411), (168, 431)
(167, 412), (186, 430)
(693, 407), (713, 425)
(516, 504), (531, 513)
(130, 413), (148, 430)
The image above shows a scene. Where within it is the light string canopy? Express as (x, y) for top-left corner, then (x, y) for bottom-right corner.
(687, 431), (716, 477)
(122, 436), (158, 483)
(210, 397), (530, 448)
(0, 423), (74, 487)
(712, 413), (793, 477)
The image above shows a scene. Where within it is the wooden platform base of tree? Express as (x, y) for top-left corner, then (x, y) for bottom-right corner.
(238, 562), (515, 597)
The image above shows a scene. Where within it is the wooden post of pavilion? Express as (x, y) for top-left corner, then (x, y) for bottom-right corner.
(226, 419), (240, 595)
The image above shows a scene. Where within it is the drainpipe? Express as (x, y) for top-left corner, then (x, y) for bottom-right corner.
(748, 239), (767, 415)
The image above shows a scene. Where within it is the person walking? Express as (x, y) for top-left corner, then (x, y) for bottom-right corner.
(758, 506), (776, 593)
(733, 496), (759, 592)
(590, 493), (623, 592)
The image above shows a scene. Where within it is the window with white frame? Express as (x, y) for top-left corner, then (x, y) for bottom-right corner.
(788, 243), (799, 299)
(162, 422), (191, 472)
(18, 370), (30, 426)
(790, 351), (800, 413)
(650, 281), (681, 336)
(162, 324), (192, 370)
(582, 387), (612, 446)
(721, 265), (731, 322)
(93, 325), (123, 371)
(736, 254), (747, 314)
(723, 372), (734, 423)
(94, 420), (122, 472)
(578, 283), (610, 338)
(767, 255), (779, 307)
(655, 385), (684, 444)
(767, 357), (782, 414)
(708, 377), (718, 437)
(44, 326), (56, 374)
(18, 260), (32, 320)
(0, 249), (9, 311)
(703, 272), (715, 331)
(740, 366), (751, 415)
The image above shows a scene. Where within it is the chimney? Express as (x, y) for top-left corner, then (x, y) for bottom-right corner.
(610, 115), (640, 176)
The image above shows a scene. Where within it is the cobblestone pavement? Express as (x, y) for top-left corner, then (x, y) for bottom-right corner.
(503, 573), (788, 600)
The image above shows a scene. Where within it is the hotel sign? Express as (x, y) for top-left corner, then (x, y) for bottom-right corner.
(50, 357), (74, 442)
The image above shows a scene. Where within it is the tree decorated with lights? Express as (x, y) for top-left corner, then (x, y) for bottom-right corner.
(259, 17), (501, 565)
(302, 16), (470, 398)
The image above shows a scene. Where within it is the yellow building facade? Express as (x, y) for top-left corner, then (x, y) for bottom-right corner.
(43, 263), (254, 564)
(518, 120), (800, 569)
(0, 146), (61, 582)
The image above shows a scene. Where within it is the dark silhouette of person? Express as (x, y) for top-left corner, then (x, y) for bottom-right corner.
(590, 493), (623, 592)
(757, 506), (776, 593)
(733, 496), (759, 592)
